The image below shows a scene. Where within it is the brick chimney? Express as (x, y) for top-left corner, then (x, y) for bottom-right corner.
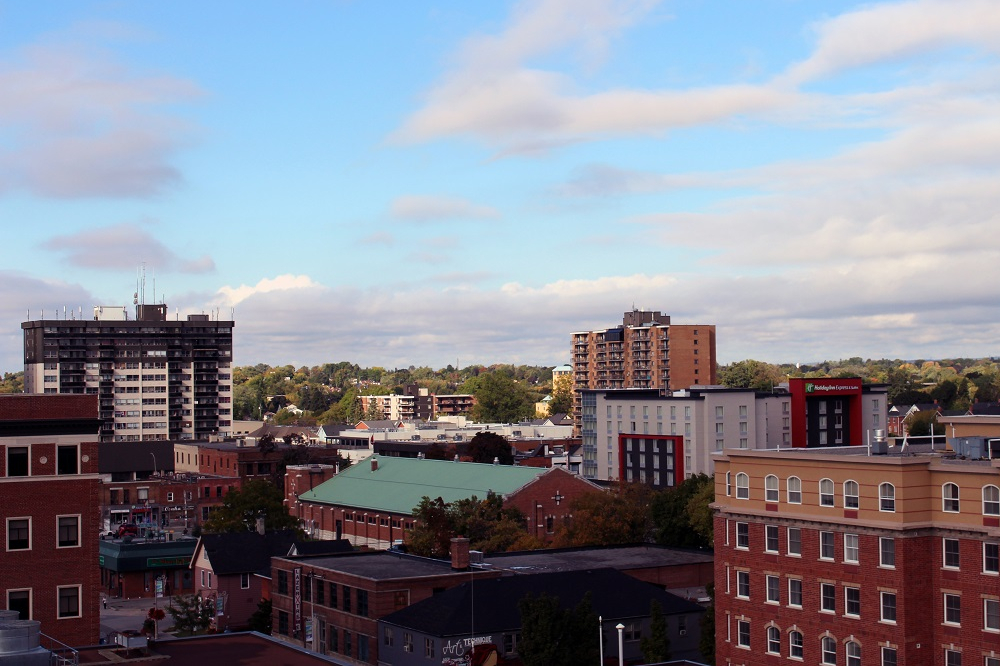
(371, 458), (378, 472)
(450, 536), (470, 571)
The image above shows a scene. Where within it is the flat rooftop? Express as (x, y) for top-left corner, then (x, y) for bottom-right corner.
(482, 544), (713, 573)
(278, 551), (467, 581)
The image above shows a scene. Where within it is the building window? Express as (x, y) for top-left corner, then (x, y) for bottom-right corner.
(623, 622), (641, 641)
(821, 636), (837, 665)
(240, 573), (250, 590)
(879, 483), (895, 512)
(56, 445), (78, 475)
(880, 537), (895, 568)
(787, 476), (801, 503)
(789, 631), (803, 659)
(343, 630), (352, 657)
(881, 647), (897, 666)
(880, 592), (897, 622)
(788, 578), (802, 606)
(821, 583), (836, 612)
(766, 575), (780, 603)
(985, 542), (999, 574)
(57, 516), (79, 548)
(736, 472), (749, 499)
(984, 485), (1000, 516)
(736, 620), (750, 648)
(944, 593), (961, 625)
(357, 589), (368, 616)
(736, 522), (749, 549)
(766, 626), (780, 654)
(7, 518), (30, 551)
(943, 538), (960, 568)
(329, 582), (338, 609)
(57, 586), (80, 618)
(7, 590), (30, 620)
(946, 651), (962, 666)
(277, 571), (288, 595)
(787, 527), (801, 556)
(725, 472), (731, 496)
(737, 571), (750, 598)
(424, 638), (435, 658)
(342, 586), (351, 613)
(329, 625), (338, 652)
(943, 483), (960, 513)
(383, 626), (393, 647)
(845, 587), (860, 617)
(820, 479), (834, 506)
(715, 406), (724, 418)
(358, 635), (369, 661)
(843, 480), (859, 509)
(765, 525), (779, 553)
(844, 534), (859, 564)
(984, 598), (1000, 631)
(820, 531), (835, 560)
(765, 475), (779, 502)
(846, 641), (861, 666)
(6, 447), (28, 477)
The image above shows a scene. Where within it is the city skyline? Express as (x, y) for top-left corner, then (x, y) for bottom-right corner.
(3, 0), (1000, 373)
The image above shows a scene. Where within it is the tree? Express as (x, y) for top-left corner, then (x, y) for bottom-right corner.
(719, 359), (783, 391)
(554, 483), (653, 547)
(202, 479), (302, 535)
(469, 372), (535, 423)
(651, 474), (714, 549)
(407, 497), (454, 558)
(248, 599), (272, 634)
(699, 583), (716, 664)
(167, 594), (213, 635)
(518, 592), (599, 666)
(905, 409), (944, 437)
(467, 431), (514, 465)
(640, 599), (671, 663)
(407, 494), (539, 557)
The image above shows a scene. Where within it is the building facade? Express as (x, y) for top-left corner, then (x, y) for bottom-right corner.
(22, 304), (234, 442)
(714, 446), (1000, 666)
(571, 310), (717, 474)
(0, 395), (103, 647)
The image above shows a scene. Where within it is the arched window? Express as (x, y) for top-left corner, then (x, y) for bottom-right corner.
(766, 626), (781, 655)
(821, 636), (837, 665)
(820, 478), (835, 506)
(942, 483), (960, 513)
(736, 472), (749, 499)
(984, 485), (1000, 516)
(880, 483), (895, 512)
(765, 475), (779, 502)
(787, 476), (802, 504)
(844, 480), (859, 509)
(789, 630), (803, 659)
(846, 641), (861, 666)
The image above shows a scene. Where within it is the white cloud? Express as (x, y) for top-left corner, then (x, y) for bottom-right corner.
(782, 0), (1000, 85)
(42, 222), (215, 274)
(216, 275), (320, 307)
(0, 38), (201, 198)
(390, 195), (501, 222)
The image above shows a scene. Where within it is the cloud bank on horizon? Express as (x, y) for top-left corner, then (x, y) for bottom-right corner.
(2, 0), (999, 373)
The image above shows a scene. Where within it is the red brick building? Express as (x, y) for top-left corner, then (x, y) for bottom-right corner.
(285, 457), (602, 549)
(714, 446), (1000, 666)
(0, 394), (103, 647)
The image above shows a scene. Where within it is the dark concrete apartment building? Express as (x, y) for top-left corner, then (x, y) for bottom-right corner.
(22, 303), (234, 442)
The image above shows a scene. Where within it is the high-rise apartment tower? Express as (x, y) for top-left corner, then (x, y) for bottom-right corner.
(22, 303), (234, 442)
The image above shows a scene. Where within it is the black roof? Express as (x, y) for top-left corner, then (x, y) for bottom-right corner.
(380, 568), (704, 637)
(99, 440), (176, 474)
(199, 531), (351, 576)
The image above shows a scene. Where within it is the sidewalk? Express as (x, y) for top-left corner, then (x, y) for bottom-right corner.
(100, 593), (177, 644)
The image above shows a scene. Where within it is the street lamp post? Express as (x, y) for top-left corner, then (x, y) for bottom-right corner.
(598, 616), (604, 666)
(150, 452), (157, 476)
(616, 623), (625, 666)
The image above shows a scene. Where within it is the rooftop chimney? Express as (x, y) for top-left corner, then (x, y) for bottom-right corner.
(450, 536), (471, 571)
(493, 457), (499, 465)
(371, 458), (378, 473)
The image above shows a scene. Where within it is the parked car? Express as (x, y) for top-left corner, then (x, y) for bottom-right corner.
(115, 524), (139, 538)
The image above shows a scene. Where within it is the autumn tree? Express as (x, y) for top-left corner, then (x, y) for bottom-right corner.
(554, 483), (653, 547)
(407, 493), (540, 557)
(467, 372), (535, 423)
(651, 474), (714, 549)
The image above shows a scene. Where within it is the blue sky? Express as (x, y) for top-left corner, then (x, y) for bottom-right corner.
(3, 0), (1000, 372)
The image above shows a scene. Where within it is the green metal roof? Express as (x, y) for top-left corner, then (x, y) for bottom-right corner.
(298, 456), (548, 515)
